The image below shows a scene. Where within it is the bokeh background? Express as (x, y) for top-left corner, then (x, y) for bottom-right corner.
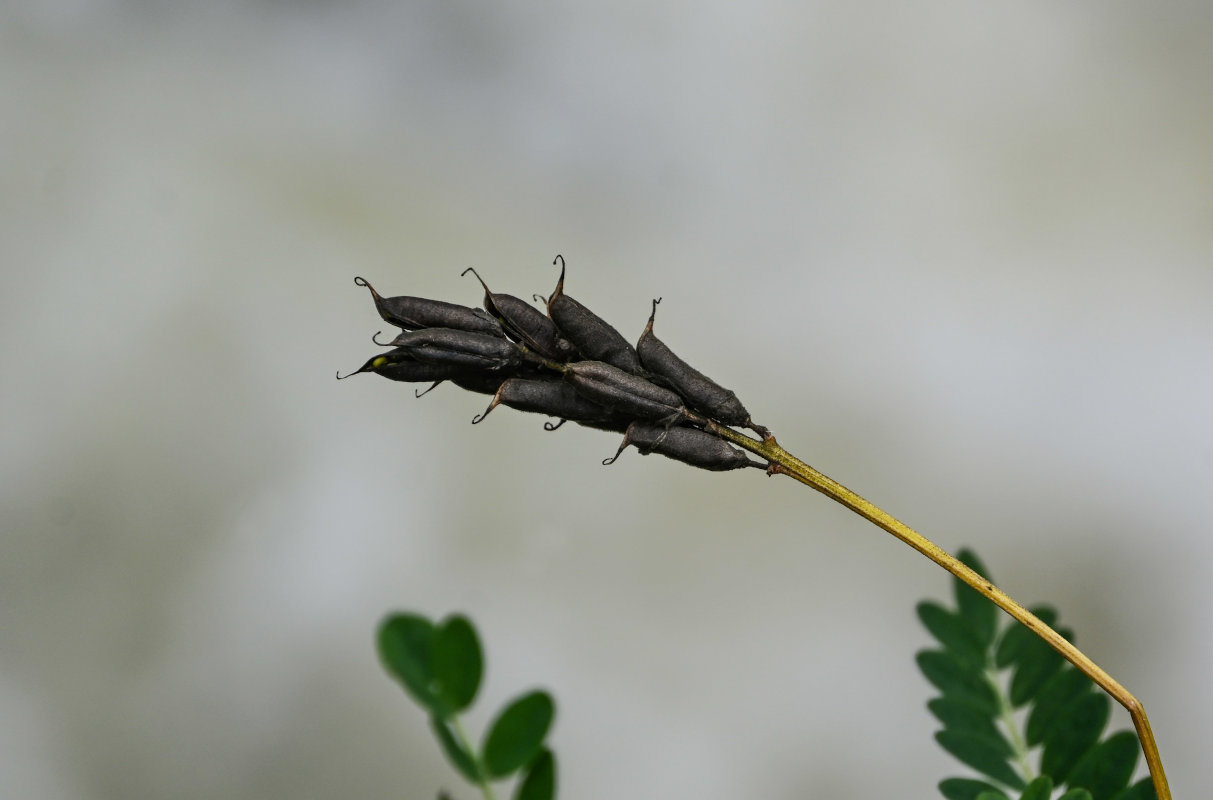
(3, 2), (1211, 798)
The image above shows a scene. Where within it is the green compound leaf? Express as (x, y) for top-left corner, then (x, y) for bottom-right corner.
(923, 555), (1148, 800)
(1041, 692), (1111, 784)
(379, 613), (441, 712)
(432, 614), (483, 714)
(1066, 730), (1139, 800)
(1108, 777), (1158, 800)
(935, 730), (1026, 790)
(939, 777), (1005, 800)
(430, 716), (481, 783)
(928, 697), (1008, 751)
(954, 548), (998, 648)
(514, 748), (556, 800)
(1025, 667), (1095, 747)
(482, 690), (556, 778)
(1008, 631), (1068, 708)
(917, 649), (1000, 716)
(918, 601), (988, 667)
(1019, 775), (1054, 800)
(993, 606), (1057, 669)
(1057, 790), (1094, 800)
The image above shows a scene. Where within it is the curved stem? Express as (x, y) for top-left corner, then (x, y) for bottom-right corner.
(709, 424), (1172, 800)
(451, 717), (497, 800)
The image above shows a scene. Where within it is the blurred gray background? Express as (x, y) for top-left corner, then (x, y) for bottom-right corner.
(2, 2), (1210, 798)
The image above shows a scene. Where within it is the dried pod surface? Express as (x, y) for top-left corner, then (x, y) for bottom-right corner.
(567, 414), (633, 434)
(385, 328), (524, 373)
(451, 372), (513, 396)
(615, 421), (760, 471)
(376, 360), (474, 384)
(563, 360), (687, 422)
(355, 276), (504, 337)
(462, 268), (576, 361)
(473, 377), (616, 425)
(546, 257), (644, 374)
(496, 378), (614, 421)
(637, 298), (766, 435)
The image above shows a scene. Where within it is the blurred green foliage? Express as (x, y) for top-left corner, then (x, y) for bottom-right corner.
(920, 550), (1155, 800)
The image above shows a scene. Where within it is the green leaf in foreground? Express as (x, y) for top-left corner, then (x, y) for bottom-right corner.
(379, 614), (440, 711)
(482, 691), (555, 778)
(1057, 790), (1093, 800)
(1025, 667), (1094, 747)
(935, 730), (1026, 790)
(1019, 775), (1054, 800)
(514, 748), (556, 800)
(1008, 633), (1067, 708)
(918, 601), (988, 666)
(1108, 777), (1158, 800)
(920, 553), (1152, 800)
(993, 606), (1057, 669)
(1066, 730), (1138, 800)
(917, 649), (999, 716)
(432, 614), (483, 713)
(928, 697), (1008, 750)
(974, 792), (1011, 800)
(939, 777), (1005, 800)
(1041, 692), (1111, 784)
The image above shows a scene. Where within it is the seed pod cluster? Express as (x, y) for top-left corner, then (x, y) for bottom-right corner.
(341, 260), (771, 472)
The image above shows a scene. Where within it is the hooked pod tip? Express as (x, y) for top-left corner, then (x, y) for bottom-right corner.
(471, 395), (502, 424)
(461, 266), (505, 321)
(642, 297), (663, 339)
(336, 352), (394, 380)
(353, 276), (386, 303)
(471, 381), (512, 424)
(547, 254), (567, 306)
(461, 266), (490, 291)
(415, 381), (442, 399)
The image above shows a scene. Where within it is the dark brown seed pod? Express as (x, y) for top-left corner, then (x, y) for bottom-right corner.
(637, 298), (770, 438)
(451, 372), (512, 396)
(471, 377), (615, 425)
(545, 256), (644, 374)
(336, 348), (498, 399)
(563, 360), (692, 423)
(375, 360), (471, 384)
(383, 328), (525, 373)
(567, 415), (633, 434)
(336, 347), (428, 379)
(461, 268), (576, 361)
(604, 421), (764, 471)
(354, 276), (504, 337)
(402, 370), (517, 399)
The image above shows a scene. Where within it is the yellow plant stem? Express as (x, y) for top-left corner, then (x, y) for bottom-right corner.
(709, 424), (1172, 800)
